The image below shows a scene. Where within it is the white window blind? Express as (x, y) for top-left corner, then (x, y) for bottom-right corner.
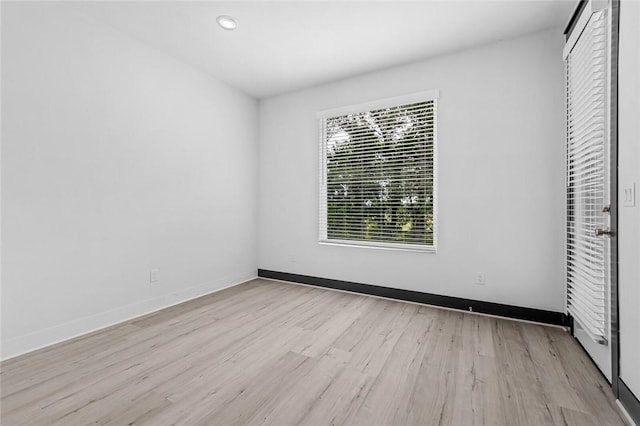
(318, 92), (437, 251)
(566, 9), (608, 343)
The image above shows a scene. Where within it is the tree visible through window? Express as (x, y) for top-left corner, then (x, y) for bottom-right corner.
(319, 95), (436, 249)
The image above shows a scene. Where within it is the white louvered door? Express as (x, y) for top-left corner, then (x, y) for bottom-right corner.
(565, 2), (612, 380)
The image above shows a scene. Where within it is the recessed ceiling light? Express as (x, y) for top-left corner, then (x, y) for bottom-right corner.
(217, 15), (238, 31)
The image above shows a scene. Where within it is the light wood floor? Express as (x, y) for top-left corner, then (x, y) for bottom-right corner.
(0, 279), (627, 425)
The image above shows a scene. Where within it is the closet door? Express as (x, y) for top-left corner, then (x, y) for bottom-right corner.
(565, 2), (612, 380)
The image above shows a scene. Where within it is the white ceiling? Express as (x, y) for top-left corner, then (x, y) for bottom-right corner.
(71, 1), (575, 99)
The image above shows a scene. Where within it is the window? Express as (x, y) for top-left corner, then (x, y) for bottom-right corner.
(318, 90), (438, 251)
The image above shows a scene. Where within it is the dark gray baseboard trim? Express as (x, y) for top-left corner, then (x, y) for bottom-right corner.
(258, 269), (569, 327)
(619, 379), (640, 425)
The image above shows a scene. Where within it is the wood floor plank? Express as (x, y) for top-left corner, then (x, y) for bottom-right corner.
(244, 351), (350, 426)
(0, 279), (627, 426)
(346, 307), (434, 426)
(0, 281), (290, 401)
(295, 362), (374, 426)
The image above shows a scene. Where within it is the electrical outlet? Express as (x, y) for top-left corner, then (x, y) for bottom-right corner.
(623, 183), (636, 207)
(150, 269), (159, 283)
(475, 272), (486, 285)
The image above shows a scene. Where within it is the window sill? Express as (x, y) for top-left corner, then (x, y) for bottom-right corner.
(319, 239), (436, 253)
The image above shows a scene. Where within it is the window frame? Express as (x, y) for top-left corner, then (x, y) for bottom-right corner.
(317, 90), (439, 253)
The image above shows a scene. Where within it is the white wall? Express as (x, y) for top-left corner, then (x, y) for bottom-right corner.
(1, 2), (258, 359)
(258, 29), (566, 312)
(618, 0), (640, 399)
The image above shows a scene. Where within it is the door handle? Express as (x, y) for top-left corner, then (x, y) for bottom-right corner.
(595, 228), (613, 236)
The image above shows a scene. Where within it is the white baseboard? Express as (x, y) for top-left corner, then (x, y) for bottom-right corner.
(1, 271), (257, 361)
(617, 399), (639, 426)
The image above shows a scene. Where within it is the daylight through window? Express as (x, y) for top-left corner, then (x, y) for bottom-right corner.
(319, 92), (437, 250)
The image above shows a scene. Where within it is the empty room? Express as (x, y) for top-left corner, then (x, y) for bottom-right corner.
(1, 0), (639, 425)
